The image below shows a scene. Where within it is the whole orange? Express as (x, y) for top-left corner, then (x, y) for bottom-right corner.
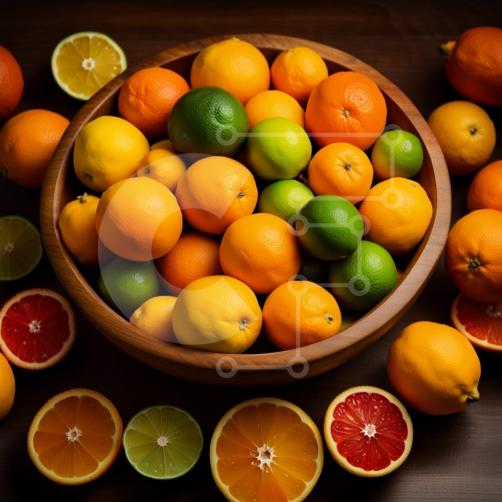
(0, 46), (24, 121)
(271, 46), (328, 105)
(190, 38), (270, 104)
(263, 280), (342, 350)
(175, 156), (258, 235)
(305, 71), (387, 150)
(467, 160), (502, 212)
(308, 142), (373, 203)
(219, 213), (301, 294)
(445, 209), (502, 302)
(0, 109), (69, 188)
(156, 232), (222, 291)
(136, 148), (186, 192)
(118, 67), (189, 138)
(96, 176), (182, 261)
(245, 90), (304, 128)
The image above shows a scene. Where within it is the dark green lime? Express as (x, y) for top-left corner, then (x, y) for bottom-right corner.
(168, 87), (248, 156)
(297, 195), (363, 260)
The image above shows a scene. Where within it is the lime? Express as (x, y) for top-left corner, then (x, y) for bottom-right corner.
(168, 87), (248, 156)
(0, 216), (42, 281)
(298, 254), (328, 284)
(98, 258), (160, 315)
(371, 129), (424, 179)
(247, 117), (312, 180)
(258, 179), (313, 223)
(329, 240), (398, 311)
(297, 195), (363, 260)
(123, 405), (203, 479)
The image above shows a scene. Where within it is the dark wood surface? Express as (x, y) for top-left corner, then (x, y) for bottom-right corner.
(1, 1), (501, 500)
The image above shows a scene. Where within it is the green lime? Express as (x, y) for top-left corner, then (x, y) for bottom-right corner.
(297, 195), (363, 260)
(123, 405), (203, 480)
(258, 180), (313, 223)
(371, 129), (424, 179)
(247, 117), (312, 180)
(98, 258), (160, 315)
(168, 87), (248, 156)
(0, 216), (42, 281)
(298, 254), (328, 284)
(329, 240), (398, 311)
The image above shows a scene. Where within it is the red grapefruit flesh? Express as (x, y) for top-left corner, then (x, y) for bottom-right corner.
(324, 386), (413, 477)
(451, 294), (502, 352)
(0, 288), (75, 370)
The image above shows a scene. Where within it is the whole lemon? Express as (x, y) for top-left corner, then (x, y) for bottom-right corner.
(74, 115), (149, 192)
(172, 275), (262, 353)
(130, 295), (176, 342)
(0, 353), (15, 420)
(387, 321), (481, 415)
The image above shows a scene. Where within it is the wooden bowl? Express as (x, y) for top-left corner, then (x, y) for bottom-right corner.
(41, 34), (450, 386)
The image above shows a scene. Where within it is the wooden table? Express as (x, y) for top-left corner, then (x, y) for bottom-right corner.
(1, 1), (501, 500)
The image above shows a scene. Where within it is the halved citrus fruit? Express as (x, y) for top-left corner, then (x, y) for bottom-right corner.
(324, 386), (413, 477)
(451, 293), (502, 352)
(210, 397), (323, 502)
(123, 405), (203, 479)
(0, 288), (75, 370)
(51, 31), (127, 100)
(0, 216), (42, 281)
(27, 388), (123, 485)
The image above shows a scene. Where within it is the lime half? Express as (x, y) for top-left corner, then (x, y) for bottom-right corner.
(123, 406), (203, 480)
(0, 216), (42, 281)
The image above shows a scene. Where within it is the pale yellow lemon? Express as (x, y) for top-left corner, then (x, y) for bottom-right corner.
(130, 296), (176, 342)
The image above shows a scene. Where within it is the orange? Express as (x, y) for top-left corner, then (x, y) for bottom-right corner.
(263, 280), (342, 350)
(118, 67), (189, 138)
(58, 192), (100, 266)
(445, 209), (502, 303)
(0, 46), (24, 121)
(271, 46), (328, 105)
(427, 101), (496, 175)
(467, 160), (502, 212)
(219, 213), (301, 294)
(27, 388), (123, 485)
(210, 397), (324, 502)
(156, 232), (222, 291)
(136, 148), (186, 191)
(0, 353), (15, 420)
(0, 109), (69, 188)
(176, 156), (258, 235)
(245, 90), (304, 128)
(305, 71), (387, 150)
(96, 176), (182, 261)
(359, 177), (433, 256)
(190, 37), (270, 104)
(307, 142), (373, 203)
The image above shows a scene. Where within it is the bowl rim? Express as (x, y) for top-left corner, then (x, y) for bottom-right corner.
(41, 33), (451, 374)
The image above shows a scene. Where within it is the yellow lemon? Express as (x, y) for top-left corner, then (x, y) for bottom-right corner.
(130, 296), (176, 342)
(73, 115), (149, 192)
(172, 275), (262, 353)
(0, 353), (15, 420)
(387, 321), (481, 415)
(136, 149), (185, 191)
(58, 192), (100, 266)
(150, 139), (173, 151)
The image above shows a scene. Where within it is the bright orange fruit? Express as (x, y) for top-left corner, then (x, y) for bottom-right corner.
(0, 46), (24, 121)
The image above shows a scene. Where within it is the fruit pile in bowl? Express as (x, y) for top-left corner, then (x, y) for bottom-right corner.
(41, 34), (450, 384)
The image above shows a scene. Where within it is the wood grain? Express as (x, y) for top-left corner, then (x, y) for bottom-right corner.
(40, 33), (451, 385)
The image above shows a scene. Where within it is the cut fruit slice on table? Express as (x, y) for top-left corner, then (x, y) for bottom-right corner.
(210, 397), (323, 502)
(324, 386), (413, 478)
(0, 288), (75, 370)
(27, 388), (123, 485)
(123, 405), (203, 479)
(51, 31), (127, 100)
(451, 293), (502, 352)
(0, 216), (42, 281)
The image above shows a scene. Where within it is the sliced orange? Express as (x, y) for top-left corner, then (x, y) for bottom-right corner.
(451, 293), (502, 352)
(210, 397), (323, 502)
(324, 386), (413, 477)
(27, 388), (123, 485)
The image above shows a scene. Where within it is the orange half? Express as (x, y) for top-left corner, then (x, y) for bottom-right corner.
(210, 397), (323, 502)
(27, 388), (123, 485)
